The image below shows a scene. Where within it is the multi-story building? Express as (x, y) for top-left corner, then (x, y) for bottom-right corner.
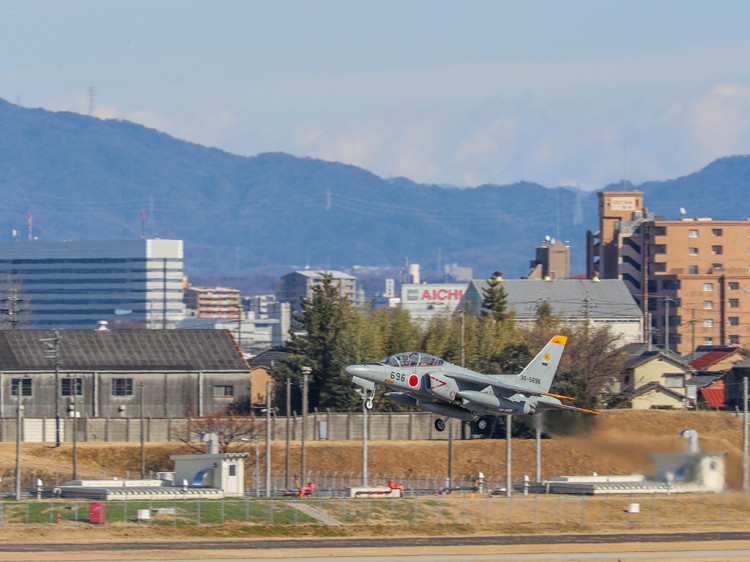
(0, 239), (185, 329)
(526, 236), (570, 280)
(184, 285), (241, 319)
(587, 191), (750, 354)
(277, 270), (357, 314)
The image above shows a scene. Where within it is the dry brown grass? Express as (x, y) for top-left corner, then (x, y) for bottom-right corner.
(0, 409), (744, 489)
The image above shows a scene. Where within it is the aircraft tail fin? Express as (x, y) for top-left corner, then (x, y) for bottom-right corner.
(517, 334), (567, 393)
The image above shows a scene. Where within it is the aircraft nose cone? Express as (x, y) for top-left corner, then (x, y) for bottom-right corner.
(345, 364), (371, 378)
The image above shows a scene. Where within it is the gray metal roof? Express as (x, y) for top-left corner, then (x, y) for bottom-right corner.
(0, 329), (249, 372)
(467, 279), (642, 319)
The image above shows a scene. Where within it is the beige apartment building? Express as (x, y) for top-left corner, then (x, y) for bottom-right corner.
(587, 191), (750, 354)
(183, 285), (242, 319)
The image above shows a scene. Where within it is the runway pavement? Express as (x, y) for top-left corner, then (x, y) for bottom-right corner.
(1, 532), (750, 562)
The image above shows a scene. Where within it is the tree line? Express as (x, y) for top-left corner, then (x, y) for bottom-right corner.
(270, 274), (625, 422)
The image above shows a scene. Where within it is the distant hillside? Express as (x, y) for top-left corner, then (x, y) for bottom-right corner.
(1, 98), (750, 281)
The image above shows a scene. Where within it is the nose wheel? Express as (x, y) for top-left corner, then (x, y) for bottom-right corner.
(362, 389), (374, 411)
(476, 419), (487, 430)
(434, 418), (446, 432)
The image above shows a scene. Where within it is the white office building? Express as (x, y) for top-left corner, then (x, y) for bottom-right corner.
(0, 239), (185, 329)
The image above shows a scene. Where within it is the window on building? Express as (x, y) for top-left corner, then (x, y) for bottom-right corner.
(213, 385), (234, 397)
(689, 247), (699, 256)
(730, 335), (740, 344)
(653, 263), (666, 273)
(711, 263), (724, 271)
(61, 377), (82, 397)
(712, 245), (723, 255)
(730, 299), (740, 308)
(653, 226), (667, 236)
(112, 378), (133, 397)
(730, 282), (740, 290)
(11, 378), (32, 397)
(689, 265), (699, 274)
(712, 228), (723, 237)
(730, 316), (740, 326)
(703, 283), (713, 292)
(703, 301), (714, 310)
(703, 319), (714, 328)
(689, 229), (699, 238)
(703, 337), (714, 345)
(663, 374), (685, 389)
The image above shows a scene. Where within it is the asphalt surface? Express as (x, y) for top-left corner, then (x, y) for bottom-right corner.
(1, 531), (749, 553)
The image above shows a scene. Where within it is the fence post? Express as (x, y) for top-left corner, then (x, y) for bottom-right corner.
(579, 495), (584, 525)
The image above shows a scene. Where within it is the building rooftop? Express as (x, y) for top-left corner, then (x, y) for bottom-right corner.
(0, 329), (248, 372)
(465, 278), (642, 319)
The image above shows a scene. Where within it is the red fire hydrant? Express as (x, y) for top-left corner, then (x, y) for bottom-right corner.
(55, 514), (62, 524)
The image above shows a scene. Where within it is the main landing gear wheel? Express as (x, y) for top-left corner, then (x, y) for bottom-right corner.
(434, 418), (446, 432)
(477, 419), (487, 430)
(364, 396), (373, 410)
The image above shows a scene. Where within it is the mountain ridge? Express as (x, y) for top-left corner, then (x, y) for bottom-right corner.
(1, 98), (749, 280)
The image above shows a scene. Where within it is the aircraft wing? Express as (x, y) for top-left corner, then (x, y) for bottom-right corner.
(536, 400), (599, 415)
(445, 370), (546, 397)
(442, 370), (599, 415)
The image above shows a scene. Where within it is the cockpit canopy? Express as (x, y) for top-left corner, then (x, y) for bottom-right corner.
(380, 352), (444, 368)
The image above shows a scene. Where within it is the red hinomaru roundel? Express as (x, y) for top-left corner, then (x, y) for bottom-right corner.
(408, 374), (419, 387)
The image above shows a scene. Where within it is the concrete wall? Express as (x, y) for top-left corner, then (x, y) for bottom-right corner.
(0, 411), (465, 443)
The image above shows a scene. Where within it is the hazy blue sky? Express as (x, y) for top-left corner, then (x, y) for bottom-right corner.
(3, 0), (750, 188)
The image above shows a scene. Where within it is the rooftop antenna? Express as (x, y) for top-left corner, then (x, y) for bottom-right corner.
(87, 86), (96, 116)
(623, 124), (629, 188)
(140, 210), (147, 239)
(27, 213), (32, 241)
(679, 207), (687, 219)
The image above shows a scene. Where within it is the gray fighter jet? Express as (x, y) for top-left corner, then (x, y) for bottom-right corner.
(345, 334), (597, 431)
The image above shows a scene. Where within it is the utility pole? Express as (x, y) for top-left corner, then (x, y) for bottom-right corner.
(140, 380), (146, 479)
(72, 382), (78, 480)
(743, 376), (748, 491)
(665, 297), (671, 353)
(285, 377), (291, 489)
(505, 415), (512, 498)
(15, 398), (23, 500)
(362, 393), (368, 486)
(2, 287), (22, 329)
(535, 421), (542, 483)
(300, 368), (310, 486)
(41, 331), (62, 447)
(265, 381), (272, 497)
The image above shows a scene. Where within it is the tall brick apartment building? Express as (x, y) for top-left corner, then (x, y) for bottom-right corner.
(587, 191), (750, 355)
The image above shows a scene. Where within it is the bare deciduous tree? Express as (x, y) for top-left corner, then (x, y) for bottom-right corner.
(175, 411), (263, 453)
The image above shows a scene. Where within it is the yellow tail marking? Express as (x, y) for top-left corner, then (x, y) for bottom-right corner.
(551, 334), (567, 345)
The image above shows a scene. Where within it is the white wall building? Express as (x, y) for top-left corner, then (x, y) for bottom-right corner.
(0, 239), (185, 329)
(401, 283), (468, 325)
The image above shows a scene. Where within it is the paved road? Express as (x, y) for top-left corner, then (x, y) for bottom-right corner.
(0, 531), (749, 553)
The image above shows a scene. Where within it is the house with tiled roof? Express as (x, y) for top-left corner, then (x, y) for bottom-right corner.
(616, 344), (693, 409)
(0, 328), (251, 422)
(684, 346), (745, 410)
(688, 346), (746, 373)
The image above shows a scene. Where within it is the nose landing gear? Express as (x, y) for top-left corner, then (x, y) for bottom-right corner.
(362, 388), (374, 411)
(434, 418), (446, 432)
